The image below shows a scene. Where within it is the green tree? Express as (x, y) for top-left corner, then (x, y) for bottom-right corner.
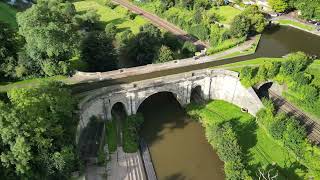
(120, 24), (162, 65)
(155, 45), (174, 63)
(81, 31), (117, 72)
(182, 41), (197, 56)
(242, 5), (267, 33)
(17, 0), (80, 58)
(230, 15), (251, 38)
(17, 0), (81, 76)
(0, 22), (19, 79)
(209, 24), (222, 46)
(268, 0), (289, 12)
(0, 82), (77, 179)
(105, 23), (118, 39)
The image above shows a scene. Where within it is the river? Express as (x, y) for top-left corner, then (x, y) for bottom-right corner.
(139, 92), (225, 180)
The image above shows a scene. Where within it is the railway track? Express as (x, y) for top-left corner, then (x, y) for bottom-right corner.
(112, 0), (209, 49)
(269, 90), (320, 146)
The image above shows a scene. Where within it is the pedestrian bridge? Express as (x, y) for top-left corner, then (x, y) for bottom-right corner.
(77, 69), (263, 136)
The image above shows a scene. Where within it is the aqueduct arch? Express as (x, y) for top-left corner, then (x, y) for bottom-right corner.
(76, 69), (264, 141)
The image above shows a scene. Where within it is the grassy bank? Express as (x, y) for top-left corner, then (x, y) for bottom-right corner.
(0, 75), (68, 93)
(274, 19), (315, 31)
(0, 2), (17, 28)
(186, 100), (307, 179)
(74, 0), (148, 34)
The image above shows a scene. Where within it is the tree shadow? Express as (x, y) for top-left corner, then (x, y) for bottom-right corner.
(228, 117), (258, 163)
(164, 173), (187, 180)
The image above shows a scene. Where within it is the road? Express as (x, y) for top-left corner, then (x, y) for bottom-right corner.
(112, 0), (209, 49)
(269, 90), (320, 146)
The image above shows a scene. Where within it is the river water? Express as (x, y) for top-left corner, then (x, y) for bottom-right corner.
(139, 92), (225, 180)
(134, 26), (320, 180)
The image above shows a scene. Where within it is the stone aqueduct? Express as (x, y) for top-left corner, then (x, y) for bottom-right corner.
(77, 69), (263, 136)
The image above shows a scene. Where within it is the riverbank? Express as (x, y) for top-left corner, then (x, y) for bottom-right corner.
(186, 100), (309, 179)
(272, 17), (320, 37)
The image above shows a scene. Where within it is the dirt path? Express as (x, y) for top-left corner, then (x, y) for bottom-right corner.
(112, 0), (209, 49)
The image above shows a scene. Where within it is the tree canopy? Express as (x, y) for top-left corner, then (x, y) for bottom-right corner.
(0, 82), (77, 179)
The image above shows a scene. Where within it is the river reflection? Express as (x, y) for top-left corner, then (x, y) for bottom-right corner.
(139, 92), (225, 180)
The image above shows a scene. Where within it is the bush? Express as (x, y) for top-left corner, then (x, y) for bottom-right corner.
(269, 113), (287, 140)
(283, 118), (307, 158)
(188, 24), (209, 40)
(182, 41), (196, 56)
(122, 114), (144, 153)
(106, 121), (117, 153)
(127, 11), (137, 20)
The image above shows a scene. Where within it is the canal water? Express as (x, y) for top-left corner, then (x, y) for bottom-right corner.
(139, 92), (225, 180)
(72, 26), (320, 94)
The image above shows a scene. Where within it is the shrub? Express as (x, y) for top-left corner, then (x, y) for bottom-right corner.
(269, 113), (287, 140)
(182, 41), (196, 56)
(188, 24), (209, 40)
(106, 120), (117, 153)
(283, 118), (307, 158)
(122, 114), (144, 153)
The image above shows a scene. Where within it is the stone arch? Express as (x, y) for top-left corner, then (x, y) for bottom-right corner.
(110, 101), (128, 116)
(134, 89), (185, 114)
(190, 85), (204, 103)
(255, 81), (274, 99)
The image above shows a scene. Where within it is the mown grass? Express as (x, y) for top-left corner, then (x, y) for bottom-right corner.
(208, 6), (241, 25)
(216, 57), (282, 71)
(0, 2), (17, 28)
(275, 19), (315, 31)
(0, 76), (68, 92)
(187, 100), (304, 179)
(74, 0), (148, 34)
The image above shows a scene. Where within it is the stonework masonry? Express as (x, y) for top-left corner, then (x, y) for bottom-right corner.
(76, 69), (263, 142)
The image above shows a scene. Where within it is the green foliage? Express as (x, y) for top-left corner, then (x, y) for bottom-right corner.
(209, 24), (222, 46)
(230, 14), (251, 38)
(0, 81), (77, 179)
(106, 120), (117, 153)
(182, 41), (197, 56)
(268, 0), (289, 12)
(17, 0), (80, 58)
(293, 0), (320, 21)
(230, 5), (267, 38)
(80, 31), (117, 72)
(105, 23), (118, 39)
(155, 45), (174, 63)
(75, 10), (100, 31)
(256, 100), (320, 179)
(189, 24), (209, 40)
(0, 22), (19, 80)
(122, 114), (144, 153)
(120, 24), (162, 65)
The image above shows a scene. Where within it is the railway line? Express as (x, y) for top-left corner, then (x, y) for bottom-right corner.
(112, 0), (209, 49)
(269, 90), (320, 146)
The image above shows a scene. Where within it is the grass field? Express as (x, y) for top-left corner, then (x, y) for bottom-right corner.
(216, 57), (282, 72)
(275, 19), (315, 31)
(0, 2), (17, 28)
(187, 100), (305, 179)
(208, 6), (241, 25)
(74, 0), (148, 34)
(0, 76), (68, 92)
